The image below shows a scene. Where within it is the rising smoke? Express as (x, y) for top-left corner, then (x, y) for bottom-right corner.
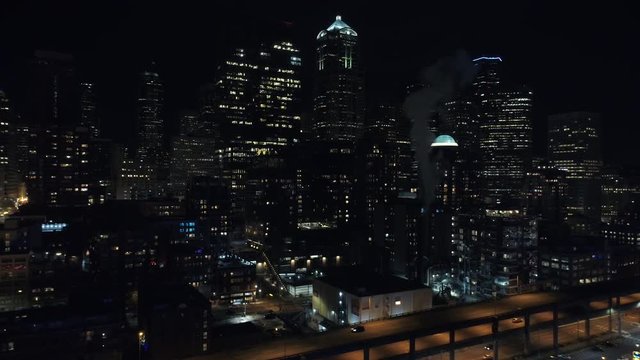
(403, 50), (476, 209)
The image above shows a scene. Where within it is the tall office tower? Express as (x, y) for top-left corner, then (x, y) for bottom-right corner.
(15, 124), (40, 204)
(395, 113), (419, 196)
(87, 138), (115, 205)
(295, 140), (356, 229)
(24, 51), (79, 127)
(313, 15), (364, 143)
(179, 110), (200, 136)
(79, 82), (100, 138)
(169, 111), (218, 198)
(256, 41), (302, 149)
(356, 128), (399, 269)
(185, 176), (231, 250)
(367, 104), (400, 141)
(473, 57), (533, 207)
(548, 112), (602, 233)
(245, 156), (297, 256)
(118, 154), (154, 200)
(243, 41), (302, 252)
(601, 167), (635, 224)
(17, 52), (81, 206)
(213, 48), (259, 234)
(357, 103), (418, 271)
(41, 126), (91, 206)
(524, 160), (568, 221)
(0, 91), (22, 206)
(128, 67), (165, 199)
(441, 95), (481, 210)
(197, 83), (219, 138)
(137, 69), (164, 154)
(426, 135), (460, 266)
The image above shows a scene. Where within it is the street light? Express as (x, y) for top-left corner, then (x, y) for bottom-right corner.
(138, 331), (145, 360)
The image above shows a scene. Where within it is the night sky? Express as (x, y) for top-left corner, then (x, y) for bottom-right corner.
(1, 1), (638, 165)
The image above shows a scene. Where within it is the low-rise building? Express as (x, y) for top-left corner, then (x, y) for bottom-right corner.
(213, 254), (256, 305)
(312, 267), (432, 326)
(539, 237), (640, 289)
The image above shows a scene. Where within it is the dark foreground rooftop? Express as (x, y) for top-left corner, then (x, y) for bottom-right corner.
(316, 266), (428, 297)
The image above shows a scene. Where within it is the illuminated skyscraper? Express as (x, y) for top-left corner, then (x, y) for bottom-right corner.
(41, 126), (91, 206)
(169, 111), (218, 198)
(213, 48), (259, 231)
(548, 111), (602, 228)
(313, 15), (364, 143)
(0, 91), (21, 204)
(24, 51), (78, 127)
(79, 82), (99, 138)
(137, 68), (164, 157)
(242, 41), (302, 251)
(473, 57), (533, 206)
(214, 42), (302, 235)
(601, 167), (636, 224)
(121, 67), (165, 200)
(441, 94), (481, 210)
(256, 41), (302, 149)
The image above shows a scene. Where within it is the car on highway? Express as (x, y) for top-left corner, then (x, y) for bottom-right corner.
(484, 344), (493, 351)
(512, 317), (523, 323)
(604, 340), (616, 347)
(351, 325), (365, 333)
(548, 354), (571, 359)
(482, 355), (493, 360)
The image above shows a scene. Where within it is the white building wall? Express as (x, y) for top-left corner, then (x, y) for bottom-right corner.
(346, 288), (432, 325)
(312, 280), (346, 323)
(313, 278), (433, 326)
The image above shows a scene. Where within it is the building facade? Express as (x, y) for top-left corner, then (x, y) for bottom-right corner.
(548, 112), (602, 234)
(312, 268), (432, 326)
(313, 16), (364, 143)
(473, 57), (533, 207)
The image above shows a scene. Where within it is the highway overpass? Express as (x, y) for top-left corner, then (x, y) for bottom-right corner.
(192, 280), (640, 360)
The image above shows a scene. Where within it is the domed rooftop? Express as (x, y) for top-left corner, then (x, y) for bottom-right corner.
(431, 135), (459, 148)
(317, 15), (358, 40)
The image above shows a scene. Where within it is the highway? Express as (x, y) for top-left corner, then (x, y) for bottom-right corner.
(523, 309), (640, 360)
(192, 289), (640, 360)
(194, 292), (565, 360)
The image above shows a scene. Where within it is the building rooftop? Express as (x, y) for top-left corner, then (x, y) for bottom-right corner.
(317, 15), (358, 39)
(316, 267), (428, 297)
(473, 56), (503, 62)
(431, 134), (458, 148)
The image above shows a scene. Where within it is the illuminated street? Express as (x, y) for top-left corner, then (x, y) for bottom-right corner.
(190, 291), (640, 360)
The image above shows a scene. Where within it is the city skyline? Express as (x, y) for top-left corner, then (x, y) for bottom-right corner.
(1, 1), (639, 164)
(1, 3), (640, 360)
